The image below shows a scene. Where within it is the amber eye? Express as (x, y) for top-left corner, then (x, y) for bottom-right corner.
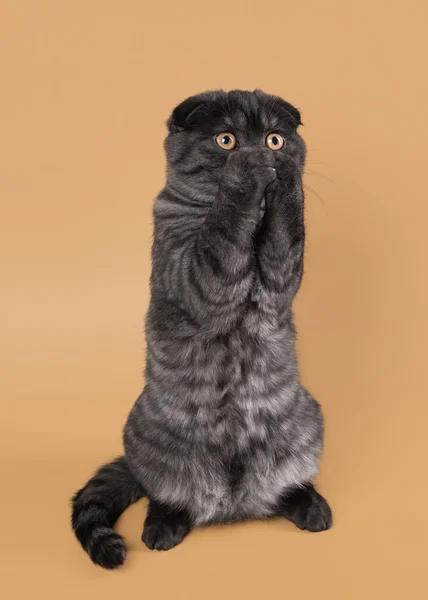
(266, 133), (285, 151)
(215, 132), (237, 150)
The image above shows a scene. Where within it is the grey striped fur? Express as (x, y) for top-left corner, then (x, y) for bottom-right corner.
(72, 89), (330, 568)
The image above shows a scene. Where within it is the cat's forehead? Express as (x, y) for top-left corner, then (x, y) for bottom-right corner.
(210, 91), (298, 133)
(221, 106), (281, 132)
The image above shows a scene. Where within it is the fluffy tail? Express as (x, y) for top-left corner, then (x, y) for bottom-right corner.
(71, 456), (145, 569)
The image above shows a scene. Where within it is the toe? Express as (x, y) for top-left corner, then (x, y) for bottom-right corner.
(154, 525), (175, 550)
(173, 524), (187, 545)
(141, 523), (158, 549)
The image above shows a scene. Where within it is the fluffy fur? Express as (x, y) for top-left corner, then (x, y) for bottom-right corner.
(72, 89), (332, 569)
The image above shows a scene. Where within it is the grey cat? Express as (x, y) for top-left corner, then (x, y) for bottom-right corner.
(71, 89), (332, 569)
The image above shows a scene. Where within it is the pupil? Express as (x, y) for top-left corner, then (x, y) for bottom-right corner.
(272, 136), (278, 145)
(223, 136), (230, 144)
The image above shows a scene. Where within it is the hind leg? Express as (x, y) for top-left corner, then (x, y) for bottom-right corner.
(278, 483), (332, 532)
(142, 499), (192, 550)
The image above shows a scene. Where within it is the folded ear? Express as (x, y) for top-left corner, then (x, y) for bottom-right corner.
(279, 98), (303, 128)
(256, 90), (302, 128)
(274, 96), (302, 127)
(167, 94), (213, 133)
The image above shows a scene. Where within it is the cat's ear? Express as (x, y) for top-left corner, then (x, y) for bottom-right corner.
(257, 90), (302, 128)
(275, 98), (302, 128)
(167, 94), (212, 133)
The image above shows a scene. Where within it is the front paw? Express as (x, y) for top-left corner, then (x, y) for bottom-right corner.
(223, 147), (276, 192)
(266, 156), (299, 196)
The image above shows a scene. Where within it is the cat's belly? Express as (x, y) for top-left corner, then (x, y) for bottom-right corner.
(125, 386), (322, 526)
(199, 460), (319, 525)
(143, 442), (320, 526)
(125, 324), (323, 525)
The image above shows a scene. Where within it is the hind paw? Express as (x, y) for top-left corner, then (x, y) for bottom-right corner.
(142, 519), (189, 550)
(142, 500), (191, 551)
(279, 484), (333, 532)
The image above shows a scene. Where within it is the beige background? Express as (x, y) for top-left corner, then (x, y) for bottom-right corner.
(1, 1), (427, 598)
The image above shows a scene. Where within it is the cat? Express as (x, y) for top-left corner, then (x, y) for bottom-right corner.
(71, 89), (332, 569)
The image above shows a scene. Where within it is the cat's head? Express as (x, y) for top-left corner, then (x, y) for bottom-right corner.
(164, 89), (306, 197)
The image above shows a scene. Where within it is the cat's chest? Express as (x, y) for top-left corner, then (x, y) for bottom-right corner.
(210, 326), (289, 445)
(216, 327), (271, 390)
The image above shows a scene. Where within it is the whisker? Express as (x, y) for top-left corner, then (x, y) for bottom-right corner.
(305, 160), (333, 167)
(305, 169), (338, 186)
(303, 184), (328, 213)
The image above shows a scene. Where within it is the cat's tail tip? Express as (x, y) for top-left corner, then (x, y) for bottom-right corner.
(84, 526), (128, 569)
(71, 455), (144, 569)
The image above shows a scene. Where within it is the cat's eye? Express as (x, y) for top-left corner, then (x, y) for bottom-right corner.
(266, 133), (285, 151)
(215, 132), (237, 150)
